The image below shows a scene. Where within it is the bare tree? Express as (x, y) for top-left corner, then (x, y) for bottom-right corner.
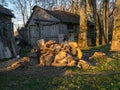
(78, 0), (88, 48)
(18, 0), (26, 26)
(14, 0), (35, 26)
(35, 0), (57, 10)
(87, 0), (97, 46)
(28, 0), (34, 14)
(78, 0), (97, 48)
(69, 0), (80, 14)
(103, 0), (109, 44)
(111, 0), (120, 51)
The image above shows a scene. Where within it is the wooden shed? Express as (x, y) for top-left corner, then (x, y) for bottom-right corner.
(20, 6), (79, 46)
(19, 5), (95, 46)
(0, 5), (17, 59)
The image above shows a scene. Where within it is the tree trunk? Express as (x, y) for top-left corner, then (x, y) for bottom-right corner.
(103, 0), (109, 44)
(87, 0), (96, 46)
(78, 0), (88, 48)
(111, 0), (120, 51)
(96, 13), (100, 46)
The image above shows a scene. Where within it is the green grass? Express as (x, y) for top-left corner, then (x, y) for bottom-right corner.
(0, 44), (120, 90)
(82, 44), (111, 54)
(0, 70), (120, 90)
(0, 58), (120, 90)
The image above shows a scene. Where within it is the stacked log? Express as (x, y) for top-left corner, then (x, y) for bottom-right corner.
(37, 39), (87, 67)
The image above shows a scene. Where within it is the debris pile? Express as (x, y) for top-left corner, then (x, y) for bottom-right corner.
(36, 39), (89, 68)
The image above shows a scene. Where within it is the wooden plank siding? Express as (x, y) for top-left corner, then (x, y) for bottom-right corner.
(29, 25), (39, 45)
(0, 5), (17, 59)
(24, 6), (80, 46)
(41, 25), (59, 42)
(26, 23), (79, 46)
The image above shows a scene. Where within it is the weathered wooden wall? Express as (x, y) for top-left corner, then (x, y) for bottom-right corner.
(18, 27), (29, 44)
(41, 24), (59, 42)
(0, 40), (4, 59)
(0, 17), (17, 59)
(29, 25), (40, 45)
(23, 6), (80, 46)
(26, 22), (79, 46)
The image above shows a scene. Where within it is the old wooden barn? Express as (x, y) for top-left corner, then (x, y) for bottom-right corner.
(0, 5), (17, 59)
(19, 6), (79, 46)
(19, 5), (95, 46)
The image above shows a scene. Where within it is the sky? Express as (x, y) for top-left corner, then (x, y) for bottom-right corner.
(0, 0), (29, 31)
(7, 0), (23, 25)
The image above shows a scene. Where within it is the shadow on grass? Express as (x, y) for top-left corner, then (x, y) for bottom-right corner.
(19, 47), (32, 57)
(82, 44), (111, 54)
(0, 66), (120, 90)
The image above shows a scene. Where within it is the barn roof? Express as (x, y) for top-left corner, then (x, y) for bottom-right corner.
(0, 5), (14, 17)
(33, 5), (79, 24)
(46, 10), (79, 24)
(26, 6), (94, 27)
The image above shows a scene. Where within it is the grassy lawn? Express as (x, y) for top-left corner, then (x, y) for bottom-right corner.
(0, 67), (120, 90)
(0, 44), (120, 90)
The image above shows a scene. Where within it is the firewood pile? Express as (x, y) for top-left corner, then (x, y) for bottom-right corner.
(36, 39), (90, 68)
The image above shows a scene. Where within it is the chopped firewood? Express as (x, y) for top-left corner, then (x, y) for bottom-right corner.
(37, 39), (83, 67)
